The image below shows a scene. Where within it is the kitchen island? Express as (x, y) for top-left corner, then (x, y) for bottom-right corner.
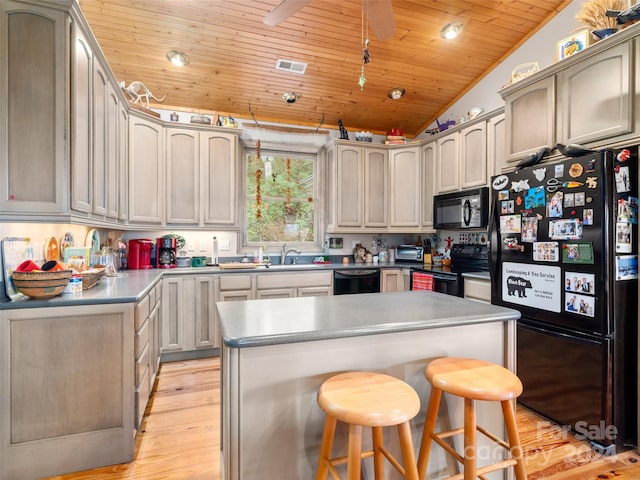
(218, 290), (521, 480)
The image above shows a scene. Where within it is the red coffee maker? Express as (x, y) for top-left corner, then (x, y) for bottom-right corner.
(156, 237), (177, 269)
(128, 239), (153, 269)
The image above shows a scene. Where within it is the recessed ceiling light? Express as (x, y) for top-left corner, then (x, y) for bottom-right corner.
(440, 22), (464, 40)
(387, 87), (406, 100)
(166, 50), (189, 67)
(282, 92), (301, 104)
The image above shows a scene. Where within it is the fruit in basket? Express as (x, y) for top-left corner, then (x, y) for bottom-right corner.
(11, 270), (72, 299)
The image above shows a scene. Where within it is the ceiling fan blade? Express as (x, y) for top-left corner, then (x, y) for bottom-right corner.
(365, 0), (395, 41)
(263, 0), (313, 26)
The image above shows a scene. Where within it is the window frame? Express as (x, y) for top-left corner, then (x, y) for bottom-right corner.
(241, 142), (326, 254)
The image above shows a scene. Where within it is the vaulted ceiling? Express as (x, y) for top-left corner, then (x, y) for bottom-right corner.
(78, 0), (571, 137)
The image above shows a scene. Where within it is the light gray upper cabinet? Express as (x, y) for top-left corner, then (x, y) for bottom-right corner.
(503, 75), (556, 163)
(421, 140), (436, 229)
(363, 147), (388, 228)
(501, 26), (640, 163)
(459, 121), (487, 189)
(92, 61), (108, 216)
(201, 130), (238, 226)
(334, 143), (365, 228)
(487, 112), (507, 176)
(118, 103), (129, 222)
(557, 41), (632, 145)
(1, 2), (68, 215)
(166, 128), (200, 225)
(435, 132), (460, 193)
(165, 127), (239, 227)
(129, 113), (164, 224)
(388, 145), (420, 229)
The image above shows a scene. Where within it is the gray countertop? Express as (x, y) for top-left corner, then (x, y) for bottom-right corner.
(0, 262), (406, 309)
(217, 290), (520, 348)
(462, 271), (491, 280)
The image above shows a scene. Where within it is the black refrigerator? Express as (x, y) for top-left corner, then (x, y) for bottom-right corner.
(489, 148), (638, 452)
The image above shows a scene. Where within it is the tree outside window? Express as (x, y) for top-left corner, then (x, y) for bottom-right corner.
(246, 150), (316, 244)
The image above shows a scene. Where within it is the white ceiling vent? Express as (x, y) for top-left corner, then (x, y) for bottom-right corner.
(275, 59), (307, 74)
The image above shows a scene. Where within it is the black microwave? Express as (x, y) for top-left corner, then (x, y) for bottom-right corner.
(433, 187), (489, 229)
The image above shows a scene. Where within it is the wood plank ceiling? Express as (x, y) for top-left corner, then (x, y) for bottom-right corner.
(78, 0), (571, 137)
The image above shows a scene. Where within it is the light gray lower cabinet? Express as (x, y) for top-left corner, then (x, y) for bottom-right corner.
(463, 277), (491, 303)
(381, 269), (404, 293)
(161, 275), (218, 358)
(134, 282), (162, 430)
(0, 303), (135, 480)
(255, 271), (333, 298)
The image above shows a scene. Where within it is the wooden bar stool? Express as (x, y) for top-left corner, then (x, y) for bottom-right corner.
(316, 371), (421, 480)
(417, 357), (526, 480)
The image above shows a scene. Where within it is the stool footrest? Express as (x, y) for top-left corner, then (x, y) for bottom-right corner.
(477, 425), (509, 450)
(431, 434), (464, 464)
(378, 445), (406, 476)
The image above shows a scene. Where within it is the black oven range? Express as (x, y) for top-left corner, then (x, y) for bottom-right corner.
(408, 244), (489, 297)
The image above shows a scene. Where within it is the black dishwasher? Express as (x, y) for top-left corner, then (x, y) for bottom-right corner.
(333, 269), (380, 295)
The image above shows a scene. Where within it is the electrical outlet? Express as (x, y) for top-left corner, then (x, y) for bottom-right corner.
(352, 240), (359, 248)
(187, 242), (195, 252)
(199, 240), (207, 252)
(220, 240), (230, 251)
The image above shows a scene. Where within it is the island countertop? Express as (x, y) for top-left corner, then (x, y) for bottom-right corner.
(217, 290), (520, 348)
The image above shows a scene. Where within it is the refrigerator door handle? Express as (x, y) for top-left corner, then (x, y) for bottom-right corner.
(488, 196), (500, 299)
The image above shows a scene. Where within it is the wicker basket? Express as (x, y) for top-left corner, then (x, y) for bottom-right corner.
(12, 270), (73, 299)
(81, 266), (106, 290)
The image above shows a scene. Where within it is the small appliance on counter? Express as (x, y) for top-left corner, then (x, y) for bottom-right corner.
(395, 245), (424, 263)
(156, 237), (177, 268)
(127, 239), (153, 269)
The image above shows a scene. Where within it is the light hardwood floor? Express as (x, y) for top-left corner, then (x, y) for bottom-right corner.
(44, 357), (640, 480)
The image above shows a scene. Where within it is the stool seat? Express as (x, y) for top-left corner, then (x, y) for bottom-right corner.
(318, 371), (421, 426)
(316, 371), (420, 480)
(426, 357), (523, 402)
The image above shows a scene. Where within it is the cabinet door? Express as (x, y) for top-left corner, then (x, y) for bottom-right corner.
(557, 42), (632, 145)
(2, 4), (67, 214)
(335, 145), (363, 227)
(161, 276), (191, 352)
(166, 128), (200, 224)
(202, 131), (237, 225)
(381, 269), (404, 293)
(504, 76), (555, 162)
(460, 121), (487, 188)
(487, 112), (508, 176)
(298, 286), (332, 297)
(421, 141), (435, 228)
(129, 114), (164, 224)
(194, 276), (217, 348)
(92, 61), (108, 215)
(435, 133), (459, 193)
(218, 290), (253, 302)
(363, 148), (387, 227)
(71, 26), (93, 213)
(256, 288), (296, 299)
(389, 146), (420, 228)
(106, 83), (119, 219)
(118, 103), (129, 221)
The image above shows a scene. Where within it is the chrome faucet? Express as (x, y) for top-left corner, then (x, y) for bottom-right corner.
(280, 243), (302, 265)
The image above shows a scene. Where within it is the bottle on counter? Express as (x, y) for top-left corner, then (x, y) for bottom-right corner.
(212, 236), (219, 266)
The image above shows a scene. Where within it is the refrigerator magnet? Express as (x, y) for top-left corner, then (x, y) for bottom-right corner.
(521, 217), (538, 243)
(615, 255), (638, 280)
(549, 218), (583, 240)
(617, 197), (638, 223)
(547, 191), (564, 217)
(497, 189), (509, 200)
(561, 242), (593, 264)
(564, 193), (574, 207)
(500, 200), (514, 214)
(532, 166), (547, 181)
(616, 222), (632, 253)
(565, 292), (594, 317)
(615, 165), (631, 193)
(583, 209), (594, 225)
(524, 186), (545, 209)
(533, 242), (559, 262)
(565, 271), (595, 295)
(500, 214), (521, 233)
(503, 237), (524, 252)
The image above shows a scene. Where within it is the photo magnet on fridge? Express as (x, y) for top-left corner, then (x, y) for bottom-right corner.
(616, 222), (632, 253)
(616, 255), (638, 281)
(615, 165), (631, 193)
(562, 242), (594, 264)
(565, 292), (594, 317)
(565, 271), (595, 295)
(617, 197), (638, 224)
(533, 242), (559, 262)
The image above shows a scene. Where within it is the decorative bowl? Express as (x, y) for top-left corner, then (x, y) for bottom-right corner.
(12, 270), (73, 299)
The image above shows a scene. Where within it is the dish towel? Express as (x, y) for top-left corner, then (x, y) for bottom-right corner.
(412, 272), (434, 291)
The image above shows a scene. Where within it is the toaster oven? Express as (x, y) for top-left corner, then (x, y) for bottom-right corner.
(395, 245), (424, 262)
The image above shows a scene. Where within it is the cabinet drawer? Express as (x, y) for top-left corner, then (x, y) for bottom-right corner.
(135, 294), (150, 331)
(135, 366), (150, 429)
(464, 278), (491, 303)
(257, 271), (332, 289)
(148, 287), (156, 310)
(154, 282), (162, 306)
(135, 342), (150, 387)
(135, 318), (150, 358)
(220, 274), (252, 290)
